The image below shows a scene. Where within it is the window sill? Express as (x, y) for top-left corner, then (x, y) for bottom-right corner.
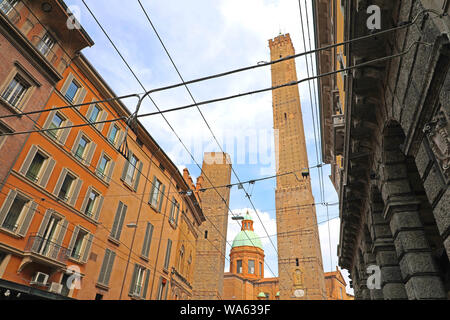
(95, 283), (109, 291)
(162, 268), (169, 274)
(129, 294), (145, 300)
(0, 97), (22, 116)
(140, 255), (149, 263)
(108, 236), (121, 246)
(168, 220), (177, 230)
(121, 179), (135, 192)
(0, 227), (22, 239)
(68, 256), (84, 265)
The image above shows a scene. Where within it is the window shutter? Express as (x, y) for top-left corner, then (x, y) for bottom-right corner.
(141, 222), (154, 257)
(94, 195), (103, 221)
(164, 280), (169, 300)
(69, 178), (83, 207)
(85, 103), (94, 121)
(33, 209), (52, 252)
(142, 269), (150, 299)
(129, 264), (139, 296)
(71, 131), (82, 155)
(96, 111), (108, 131)
(120, 155), (130, 182)
(17, 201), (37, 237)
(51, 219), (68, 260)
(80, 186), (92, 214)
(53, 168), (68, 196)
(0, 189), (18, 226)
(60, 73), (74, 97)
(158, 185), (165, 212)
(81, 233), (93, 264)
(67, 226), (80, 255)
(43, 110), (56, 129)
(98, 249), (110, 285)
(39, 158), (56, 189)
(106, 161), (115, 184)
(19, 145), (38, 176)
(116, 131), (125, 149)
(75, 87), (87, 106)
(58, 120), (72, 145)
(175, 205), (180, 227)
(115, 203), (127, 240)
(85, 142), (96, 166)
(148, 176), (157, 205)
(133, 161), (143, 191)
(104, 250), (115, 286)
(110, 202), (123, 239)
(164, 239), (172, 270)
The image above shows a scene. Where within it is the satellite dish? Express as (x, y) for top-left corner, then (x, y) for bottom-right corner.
(294, 289), (305, 298)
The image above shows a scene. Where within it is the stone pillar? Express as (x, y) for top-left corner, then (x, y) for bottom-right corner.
(369, 191), (407, 299)
(381, 158), (446, 299)
(361, 224), (384, 300)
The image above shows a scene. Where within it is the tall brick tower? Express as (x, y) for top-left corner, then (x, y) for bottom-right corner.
(192, 152), (232, 300)
(269, 34), (326, 300)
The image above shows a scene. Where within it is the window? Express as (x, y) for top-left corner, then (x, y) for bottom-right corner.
(0, 252), (5, 265)
(156, 277), (167, 300)
(97, 155), (110, 178)
(248, 260), (255, 274)
(0, 0), (18, 15)
(25, 152), (46, 182)
(163, 239), (172, 270)
(36, 214), (61, 256)
(48, 112), (65, 139)
(110, 201), (127, 241)
(95, 294), (103, 300)
(340, 287), (343, 300)
(97, 249), (116, 287)
(70, 228), (87, 260)
(125, 154), (138, 185)
(60, 273), (72, 297)
(74, 136), (89, 161)
(149, 177), (164, 209)
(1, 75), (29, 108)
(65, 80), (79, 103)
(88, 104), (101, 123)
(2, 194), (28, 232)
(84, 190), (99, 217)
(108, 125), (119, 144)
(259, 262), (263, 276)
(36, 33), (55, 57)
(129, 264), (149, 298)
(169, 198), (180, 227)
(237, 260), (243, 274)
(178, 245), (185, 273)
(141, 222), (154, 258)
(58, 173), (75, 201)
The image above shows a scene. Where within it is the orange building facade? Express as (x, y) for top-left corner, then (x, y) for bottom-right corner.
(324, 268), (354, 300)
(0, 0), (207, 300)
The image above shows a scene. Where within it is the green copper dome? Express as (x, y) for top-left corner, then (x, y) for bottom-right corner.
(257, 292), (266, 298)
(231, 230), (263, 249)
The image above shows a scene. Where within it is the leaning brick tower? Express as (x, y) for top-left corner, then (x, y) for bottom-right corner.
(192, 152), (232, 300)
(269, 34), (326, 300)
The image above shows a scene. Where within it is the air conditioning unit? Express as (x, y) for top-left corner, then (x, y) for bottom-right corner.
(30, 272), (49, 286)
(49, 282), (63, 294)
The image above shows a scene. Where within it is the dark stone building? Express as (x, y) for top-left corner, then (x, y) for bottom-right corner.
(315, 0), (450, 299)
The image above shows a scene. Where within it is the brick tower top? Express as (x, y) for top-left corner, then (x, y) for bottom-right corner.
(268, 33), (295, 52)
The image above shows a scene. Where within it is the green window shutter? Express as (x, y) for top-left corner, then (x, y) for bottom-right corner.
(115, 203), (127, 240)
(142, 269), (150, 299)
(106, 161), (115, 184)
(148, 176), (157, 205)
(58, 120), (72, 145)
(53, 168), (67, 196)
(81, 233), (93, 264)
(133, 161), (143, 191)
(60, 73), (74, 97)
(98, 249), (111, 285)
(158, 185), (165, 212)
(80, 186), (92, 214)
(17, 201), (37, 237)
(129, 264), (139, 296)
(69, 178), (83, 207)
(19, 145), (38, 176)
(39, 158), (56, 189)
(85, 142), (97, 166)
(110, 202), (123, 239)
(164, 239), (172, 270)
(94, 195), (104, 221)
(0, 189), (18, 226)
(141, 222), (154, 257)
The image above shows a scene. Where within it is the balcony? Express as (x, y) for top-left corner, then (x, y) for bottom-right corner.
(24, 235), (69, 265)
(332, 114), (345, 156)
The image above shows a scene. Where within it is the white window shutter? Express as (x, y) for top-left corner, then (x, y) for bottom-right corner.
(39, 158), (56, 189)
(60, 73), (74, 97)
(53, 168), (68, 196)
(19, 145), (38, 176)
(81, 233), (93, 264)
(80, 186), (92, 214)
(96, 111), (108, 132)
(106, 161), (115, 184)
(59, 119), (72, 145)
(69, 179), (83, 207)
(85, 142), (96, 166)
(94, 195), (103, 221)
(43, 110), (57, 129)
(17, 201), (37, 237)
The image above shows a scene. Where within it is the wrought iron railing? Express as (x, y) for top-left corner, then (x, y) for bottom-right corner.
(25, 235), (69, 264)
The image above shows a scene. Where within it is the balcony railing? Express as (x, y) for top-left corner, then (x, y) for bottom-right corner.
(25, 235), (69, 264)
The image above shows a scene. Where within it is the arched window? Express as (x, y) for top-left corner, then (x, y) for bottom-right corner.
(179, 245), (185, 273)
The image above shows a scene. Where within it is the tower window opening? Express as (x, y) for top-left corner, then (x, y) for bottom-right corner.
(296, 258), (299, 266)
(204, 230), (208, 239)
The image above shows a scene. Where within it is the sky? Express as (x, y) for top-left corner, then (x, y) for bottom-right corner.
(65, 0), (352, 295)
